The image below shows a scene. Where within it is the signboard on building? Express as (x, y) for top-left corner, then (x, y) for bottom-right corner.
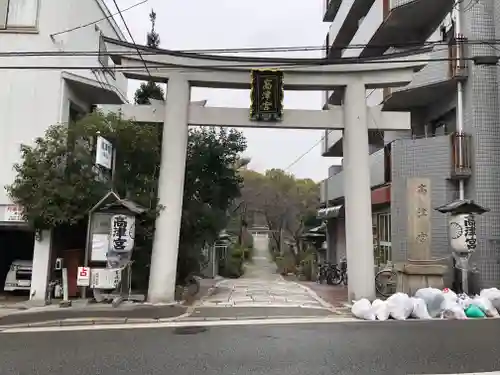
(250, 69), (284, 122)
(109, 214), (135, 253)
(3, 205), (24, 222)
(95, 136), (113, 170)
(77, 267), (91, 286)
(407, 178), (432, 260)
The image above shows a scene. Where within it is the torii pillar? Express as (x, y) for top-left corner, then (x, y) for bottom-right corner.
(342, 81), (375, 302)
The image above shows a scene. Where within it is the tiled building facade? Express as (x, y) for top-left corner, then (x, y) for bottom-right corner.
(319, 0), (500, 288)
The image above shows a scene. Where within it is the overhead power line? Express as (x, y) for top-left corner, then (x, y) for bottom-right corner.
(0, 54), (495, 71)
(285, 138), (325, 172)
(50, 0), (147, 38)
(110, 0), (152, 79)
(3, 39), (500, 57)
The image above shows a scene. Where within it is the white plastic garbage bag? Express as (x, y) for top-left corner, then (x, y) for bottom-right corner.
(372, 299), (390, 321)
(387, 293), (413, 320)
(410, 297), (432, 319)
(440, 299), (467, 320)
(480, 288), (500, 311)
(473, 296), (499, 317)
(415, 287), (445, 318)
(457, 294), (472, 310)
(442, 288), (458, 304)
(351, 299), (376, 320)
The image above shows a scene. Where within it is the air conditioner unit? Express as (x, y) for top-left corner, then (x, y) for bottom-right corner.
(90, 268), (121, 290)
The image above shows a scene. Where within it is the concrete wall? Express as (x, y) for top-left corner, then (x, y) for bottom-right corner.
(325, 147), (387, 201)
(462, 0), (500, 288)
(0, 0), (127, 205)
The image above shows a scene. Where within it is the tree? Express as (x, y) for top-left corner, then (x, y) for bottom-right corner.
(7, 111), (246, 284)
(133, 9), (165, 105)
(240, 168), (320, 259)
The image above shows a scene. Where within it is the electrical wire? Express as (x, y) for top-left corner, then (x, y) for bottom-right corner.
(3, 39), (500, 57)
(50, 0), (147, 38)
(285, 138), (325, 172)
(0, 50), (493, 71)
(110, 0), (152, 78)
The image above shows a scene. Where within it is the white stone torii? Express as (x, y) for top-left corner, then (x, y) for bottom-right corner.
(102, 37), (428, 303)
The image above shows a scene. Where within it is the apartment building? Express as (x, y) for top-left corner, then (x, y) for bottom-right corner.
(319, 0), (500, 288)
(0, 0), (128, 302)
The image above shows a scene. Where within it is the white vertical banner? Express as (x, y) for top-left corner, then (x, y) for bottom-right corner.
(95, 136), (113, 170)
(109, 214), (135, 252)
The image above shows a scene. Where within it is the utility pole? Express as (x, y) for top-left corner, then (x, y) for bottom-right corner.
(454, 1), (469, 295)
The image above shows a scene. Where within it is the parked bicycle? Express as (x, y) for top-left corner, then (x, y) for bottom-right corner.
(375, 261), (397, 297)
(316, 259), (348, 286)
(337, 258), (348, 286)
(316, 263), (330, 284)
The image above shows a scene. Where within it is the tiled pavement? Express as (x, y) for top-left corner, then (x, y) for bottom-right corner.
(196, 278), (333, 309)
(195, 245), (333, 315)
(297, 281), (349, 308)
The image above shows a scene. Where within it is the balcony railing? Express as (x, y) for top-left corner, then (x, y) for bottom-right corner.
(383, 41), (468, 103)
(450, 132), (472, 179)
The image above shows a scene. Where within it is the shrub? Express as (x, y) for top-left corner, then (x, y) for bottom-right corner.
(219, 245), (245, 278)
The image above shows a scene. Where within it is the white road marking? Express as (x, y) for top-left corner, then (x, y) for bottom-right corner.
(0, 316), (358, 334)
(412, 373), (500, 375)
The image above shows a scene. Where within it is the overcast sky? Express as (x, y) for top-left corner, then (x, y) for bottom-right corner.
(105, 0), (338, 181)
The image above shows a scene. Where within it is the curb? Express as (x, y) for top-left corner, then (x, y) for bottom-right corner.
(0, 312), (191, 330)
(289, 280), (337, 312)
(179, 314), (345, 322)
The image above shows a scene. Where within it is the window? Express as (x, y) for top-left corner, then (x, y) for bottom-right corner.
(0, 0), (39, 30)
(373, 212), (392, 266)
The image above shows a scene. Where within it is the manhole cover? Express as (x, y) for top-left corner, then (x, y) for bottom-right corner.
(173, 326), (208, 335)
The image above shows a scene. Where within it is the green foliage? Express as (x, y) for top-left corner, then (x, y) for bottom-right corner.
(7, 111), (247, 285)
(6, 111), (161, 230)
(239, 168), (320, 259)
(219, 245), (245, 278)
(177, 127), (246, 280)
(134, 81), (165, 105)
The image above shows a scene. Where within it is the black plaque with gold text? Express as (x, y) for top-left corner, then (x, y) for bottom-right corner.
(250, 69), (284, 122)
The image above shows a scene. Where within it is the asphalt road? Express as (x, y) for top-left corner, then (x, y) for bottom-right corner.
(1, 319), (500, 375)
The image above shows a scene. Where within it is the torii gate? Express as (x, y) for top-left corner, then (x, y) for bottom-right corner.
(102, 37), (428, 303)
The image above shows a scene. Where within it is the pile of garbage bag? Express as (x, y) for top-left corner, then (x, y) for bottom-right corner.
(351, 287), (500, 321)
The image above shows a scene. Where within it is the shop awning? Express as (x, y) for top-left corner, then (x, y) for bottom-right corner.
(316, 205), (344, 220)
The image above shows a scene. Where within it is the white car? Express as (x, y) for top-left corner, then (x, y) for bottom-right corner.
(4, 259), (33, 292)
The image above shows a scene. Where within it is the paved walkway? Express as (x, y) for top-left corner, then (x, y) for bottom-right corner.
(192, 246), (334, 315)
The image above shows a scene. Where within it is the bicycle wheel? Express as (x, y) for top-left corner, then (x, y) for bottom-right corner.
(375, 270), (397, 297)
(342, 271), (348, 286)
(328, 269), (342, 285)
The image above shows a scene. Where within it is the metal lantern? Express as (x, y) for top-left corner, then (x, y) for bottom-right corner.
(435, 199), (488, 294)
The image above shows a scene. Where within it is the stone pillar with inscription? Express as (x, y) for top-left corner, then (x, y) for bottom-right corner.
(395, 178), (447, 295)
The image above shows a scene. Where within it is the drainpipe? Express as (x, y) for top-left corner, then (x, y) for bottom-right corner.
(455, 1), (465, 200)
